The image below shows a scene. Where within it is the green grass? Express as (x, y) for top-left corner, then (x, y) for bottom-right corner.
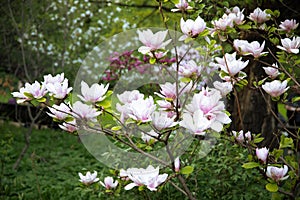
(0, 122), (271, 200)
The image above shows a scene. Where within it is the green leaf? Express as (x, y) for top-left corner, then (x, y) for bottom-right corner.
(149, 57), (156, 64)
(253, 137), (264, 143)
(37, 97), (47, 103)
(242, 162), (260, 169)
(111, 126), (122, 131)
(97, 99), (111, 108)
(266, 183), (278, 192)
(180, 77), (191, 83)
(180, 166), (194, 175)
(238, 24), (252, 30)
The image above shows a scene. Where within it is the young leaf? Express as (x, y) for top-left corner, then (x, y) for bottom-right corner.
(265, 183), (278, 192)
(242, 162), (260, 169)
(180, 166), (194, 175)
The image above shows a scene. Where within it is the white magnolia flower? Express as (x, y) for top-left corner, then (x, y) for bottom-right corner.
(78, 81), (109, 103)
(78, 171), (99, 185)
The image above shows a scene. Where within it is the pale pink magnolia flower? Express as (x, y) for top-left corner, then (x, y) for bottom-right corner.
(211, 14), (234, 32)
(180, 109), (211, 135)
(137, 29), (172, 55)
(174, 157), (180, 172)
(249, 7), (270, 23)
(225, 6), (245, 25)
(179, 16), (206, 41)
(45, 79), (72, 99)
(122, 165), (168, 191)
(71, 101), (101, 121)
(171, 0), (192, 12)
(99, 176), (118, 190)
(174, 60), (202, 77)
(12, 81), (47, 103)
(47, 103), (70, 120)
(117, 90), (144, 104)
(256, 147), (269, 164)
(185, 87), (231, 132)
(213, 81), (233, 96)
(266, 165), (289, 182)
(156, 100), (176, 118)
(127, 96), (156, 122)
(78, 171), (99, 185)
(157, 81), (193, 101)
(58, 119), (77, 133)
(141, 130), (159, 143)
(277, 37), (300, 54)
(78, 81), (109, 103)
(232, 130), (251, 143)
(279, 19), (299, 33)
(262, 80), (289, 97)
(263, 63), (280, 79)
(233, 39), (268, 58)
(43, 73), (65, 85)
(151, 111), (177, 131)
(215, 52), (249, 76)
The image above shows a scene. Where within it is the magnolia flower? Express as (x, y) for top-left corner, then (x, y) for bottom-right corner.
(141, 130), (159, 143)
(277, 37), (300, 54)
(127, 96), (156, 122)
(174, 157), (180, 172)
(213, 81), (233, 96)
(58, 119), (77, 133)
(248, 7), (270, 23)
(232, 130), (251, 143)
(12, 81), (47, 103)
(157, 81), (193, 101)
(43, 73), (65, 84)
(212, 13), (234, 31)
(266, 165), (289, 182)
(180, 109), (211, 135)
(256, 147), (269, 164)
(171, 0), (192, 12)
(263, 63), (280, 79)
(233, 39), (267, 58)
(179, 16), (206, 41)
(100, 176), (118, 190)
(185, 87), (231, 132)
(122, 165), (168, 191)
(215, 52), (249, 76)
(78, 171), (99, 185)
(151, 111), (177, 131)
(279, 19), (299, 33)
(45, 79), (72, 99)
(117, 90), (144, 104)
(137, 29), (171, 55)
(78, 81), (109, 103)
(175, 60), (202, 78)
(71, 101), (101, 121)
(225, 6), (245, 25)
(262, 80), (289, 97)
(47, 103), (70, 120)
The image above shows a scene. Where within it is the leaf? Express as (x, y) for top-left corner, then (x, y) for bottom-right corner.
(180, 166), (194, 175)
(242, 162), (260, 169)
(111, 126), (122, 131)
(266, 183), (278, 192)
(253, 137), (264, 143)
(149, 57), (156, 64)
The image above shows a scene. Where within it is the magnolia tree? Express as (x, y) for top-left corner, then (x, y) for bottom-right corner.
(12, 1), (300, 199)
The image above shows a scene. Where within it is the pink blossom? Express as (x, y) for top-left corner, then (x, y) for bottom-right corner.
(78, 81), (109, 103)
(122, 165), (168, 191)
(263, 63), (280, 79)
(171, 0), (192, 12)
(117, 90), (144, 104)
(100, 176), (118, 190)
(211, 14), (234, 31)
(151, 111), (177, 131)
(213, 81), (233, 96)
(180, 109), (211, 135)
(58, 119), (77, 133)
(256, 147), (269, 164)
(157, 81), (193, 101)
(47, 103), (70, 120)
(248, 7), (270, 23)
(175, 60), (202, 77)
(214, 52), (249, 76)
(266, 165), (289, 182)
(174, 157), (180, 172)
(279, 19), (299, 33)
(179, 16), (206, 41)
(43, 73), (65, 85)
(137, 29), (171, 55)
(45, 79), (72, 99)
(78, 171), (99, 185)
(233, 39), (268, 58)
(71, 101), (101, 121)
(277, 37), (300, 54)
(232, 130), (251, 143)
(262, 80), (289, 97)
(127, 96), (156, 122)
(12, 81), (47, 103)
(141, 130), (159, 143)
(225, 6), (245, 25)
